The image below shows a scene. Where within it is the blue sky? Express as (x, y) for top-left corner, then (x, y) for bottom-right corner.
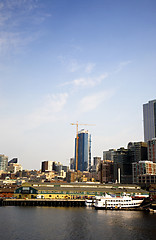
(0, 0), (156, 169)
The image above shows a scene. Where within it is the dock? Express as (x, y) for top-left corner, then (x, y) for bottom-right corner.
(0, 199), (86, 207)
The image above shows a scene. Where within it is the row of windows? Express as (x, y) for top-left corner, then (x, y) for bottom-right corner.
(108, 199), (131, 202)
(38, 191), (100, 194)
(106, 203), (137, 206)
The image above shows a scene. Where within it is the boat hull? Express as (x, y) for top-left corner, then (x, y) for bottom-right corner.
(94, 206), (141, 210)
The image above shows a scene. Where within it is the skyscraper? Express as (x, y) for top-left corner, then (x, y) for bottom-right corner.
(143, 99), (156, 142)
(74, 129), (91, 171)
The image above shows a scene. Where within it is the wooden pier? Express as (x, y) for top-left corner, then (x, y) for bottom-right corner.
(0, 199), (86, 207)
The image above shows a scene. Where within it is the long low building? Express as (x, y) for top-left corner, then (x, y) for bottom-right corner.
(14, 182), (149, 199)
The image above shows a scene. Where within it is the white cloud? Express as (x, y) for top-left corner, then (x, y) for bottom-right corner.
(58, 56), (82, 73)
(0, 0), (50, 55)
(1, 0), (38, 11)
(85, 63), (96, 73)
(58, 55), (96, 74)
(61, 73), (108, 88)
(78, 90), (114, 113)
(68, 59), (82, 72)
(115, 61), (131, 73)
(0, 31), (41, 55)
(27, 93), (68, 128)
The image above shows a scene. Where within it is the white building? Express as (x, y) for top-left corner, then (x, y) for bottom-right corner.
(7, 163), (23, 173)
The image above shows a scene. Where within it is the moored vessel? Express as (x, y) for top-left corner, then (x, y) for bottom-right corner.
(85, 198), (96, 207)
(94, 193), (143, 210)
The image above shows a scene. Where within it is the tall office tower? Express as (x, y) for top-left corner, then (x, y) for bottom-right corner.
(143, 99), (156, 142)
(74, 129), (91, 172)
(0, 154), (8, 172)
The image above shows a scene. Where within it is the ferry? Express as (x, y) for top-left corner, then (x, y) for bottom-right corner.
(94, 194), (143, 210)
(85, 198), (95, 207)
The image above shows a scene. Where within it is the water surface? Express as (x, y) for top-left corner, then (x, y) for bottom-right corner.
(0, 206), (156, 240)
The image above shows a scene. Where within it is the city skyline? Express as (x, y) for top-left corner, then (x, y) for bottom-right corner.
(0, 0), (156, 169)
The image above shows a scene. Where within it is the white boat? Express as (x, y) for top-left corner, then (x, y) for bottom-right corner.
(94, 193), (143, 210)
(85, 199), (95, 207)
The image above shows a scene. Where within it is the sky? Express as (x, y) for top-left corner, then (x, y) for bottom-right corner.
(0, 0), (156, 170)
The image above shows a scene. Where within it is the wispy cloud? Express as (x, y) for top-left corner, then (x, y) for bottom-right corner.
(26, 93), (68, 128)
(85, 63), (96, 73)
(0, 0), (39, 12)
(0, 0), (50, 54)
(58, 56), (82, 73)
(0, 31), (41, 55)
(61, 73), (108, 88)
(58, 55), (96, 74)
(78, 90), (114, 113)
(115, 61), (131, 73)
(68, 59), (82, 72)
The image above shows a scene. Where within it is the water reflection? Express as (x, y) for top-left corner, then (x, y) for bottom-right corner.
(0, 207), (156, 240)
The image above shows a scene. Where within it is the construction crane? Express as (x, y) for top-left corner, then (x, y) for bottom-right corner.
(71, 121), (95, 171)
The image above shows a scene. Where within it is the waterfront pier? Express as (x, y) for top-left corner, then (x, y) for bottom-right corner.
(0, 199), (85, 207)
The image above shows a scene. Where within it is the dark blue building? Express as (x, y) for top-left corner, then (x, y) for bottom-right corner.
(74, 129), (91, 171)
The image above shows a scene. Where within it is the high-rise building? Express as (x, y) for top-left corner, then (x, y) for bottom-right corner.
(143, 99), (156, 142)
(113, 148), (133, 184)
(148, 139), (156, 163)
(103, 149), (116, 161)
(74, 129), (91, 171)
(127, 142), (148, 162)
(0, 154), (8, 172)
(41, 161), (53, 172)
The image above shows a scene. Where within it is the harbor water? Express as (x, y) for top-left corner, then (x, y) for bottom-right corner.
(0, 206), (156, 240)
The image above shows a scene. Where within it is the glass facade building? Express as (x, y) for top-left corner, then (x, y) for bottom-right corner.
(74, 129), (91, 171)
(143, 99), (156, 142)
